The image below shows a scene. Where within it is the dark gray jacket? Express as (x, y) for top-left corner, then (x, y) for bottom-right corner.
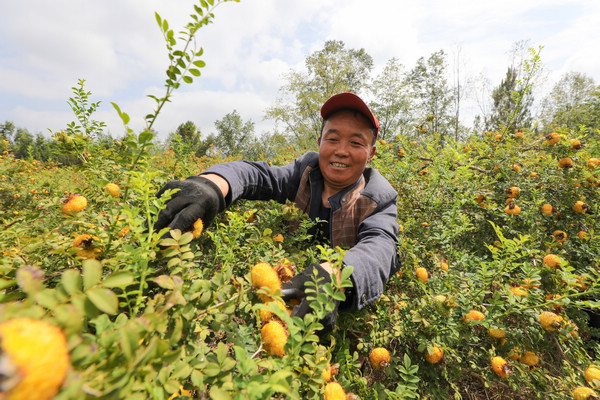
(203, 151), (399, 310)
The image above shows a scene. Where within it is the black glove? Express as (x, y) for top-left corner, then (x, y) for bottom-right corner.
(154, 176), (226, 235)
(281, 263), (340, 335)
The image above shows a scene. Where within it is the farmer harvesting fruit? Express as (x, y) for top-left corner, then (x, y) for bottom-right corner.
(155, 92), (399, 334)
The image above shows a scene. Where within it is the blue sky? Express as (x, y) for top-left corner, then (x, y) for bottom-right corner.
(1, 0), (599, 141)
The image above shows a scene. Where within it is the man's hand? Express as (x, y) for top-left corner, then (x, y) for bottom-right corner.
(154, 175), (226, 235)
(281, 263), (341, 335)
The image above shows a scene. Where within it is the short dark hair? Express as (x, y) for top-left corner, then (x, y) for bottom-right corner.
(320, 108), (378, 146)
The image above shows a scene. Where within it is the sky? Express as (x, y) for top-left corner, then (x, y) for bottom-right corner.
(1, 0), (599, 141)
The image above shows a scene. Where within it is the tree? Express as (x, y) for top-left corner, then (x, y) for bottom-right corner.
(212, 110), (255, 158)
(539, 72), (599, 131)
(367, 58), (413, 141)
(407, 50), (455, 146)
(265, 40), (374, 150)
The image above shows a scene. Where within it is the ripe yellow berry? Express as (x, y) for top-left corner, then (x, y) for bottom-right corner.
(519, 351), (539, 367)
(415, 267), (429, 284)
(0, 318), (70, 400)
(369, 347), (391, 370)
(192, 218), (204, 238)
(539, 311), (563, 331)
(574, 201), (589, 213)
(272, 233), (284, 243)
(491, 356), (512, 378)
(509, 286), (528, 297)
(251, 262), (281, 302)
(504, 203), (521, 215)
(505, 186), (520, 198)
(543, 254), (562, 269)
(558, 157), (574, 169)
(572, 386), (598, 400)
(585, 366), (600, 387)
(588, 158), (600, 169)
(324, 382), (346, 400)
(578, 231), (589, 240)
(544, 132), (560, 145)
(463, 310), (485, 325)
(261, 321), (287, 357)
(541, 203), (555, 215)
(553, 230), (567, 243)
(258, 300), (288, 323)
(425, 344), (444, 364)
(104, 183), (121, 197)
(61, 194), (87, 215)
(488, 328), (506, 339)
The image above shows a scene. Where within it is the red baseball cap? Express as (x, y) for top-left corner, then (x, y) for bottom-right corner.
(320, 92), (379, 140)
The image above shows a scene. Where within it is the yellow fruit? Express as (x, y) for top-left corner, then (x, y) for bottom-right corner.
(585, 366), (600, 387)
(324, 382), (346, 400)
(261, 321), (287, 357)
(425, 344), (444, 364)
(543, 254), (562, 268)
(515, 130), (524, 138)
(506, 186), (520, 198)
(558, 157), (574, 169)
(509, 286), (528, 297)
(540, 311), (563, 331)
(258, 300), (288, 323)
(415, 267), (429, 284)
(541, 203), (556, 215)
(491, 356), (512, 378)
(588, 158), (600, 169)
(529, 172), (539, 178)
(192, 218), (204, 238)
(545, 132), (561, 145)
(0, 318), (70, 400)
(504, 203), (521, 215)
(519, 351), (539, 367)
(553, 230), (567, 243)
(369, 347), (391, 370)
(488, 328), (506, 339)
(464, 310), (485, 325)
(104, 183), (121, 197)
(578, 231), (589, 240)
(440, 261), (449, 272)
(251, 262), (281, 302)
(61, 194), (87, 215)
(509, 347), (521, 361)
(272, 233), (284, 242)
(574, 201), (589, 213)
(572, 386), (599, 400)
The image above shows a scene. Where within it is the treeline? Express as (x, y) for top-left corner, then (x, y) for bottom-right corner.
(3, 40), (600, 163)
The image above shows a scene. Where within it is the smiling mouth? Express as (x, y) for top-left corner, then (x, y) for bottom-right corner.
(331, 162), (349, 168)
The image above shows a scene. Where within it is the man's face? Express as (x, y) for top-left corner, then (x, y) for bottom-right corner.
(318, 110), (376, 193)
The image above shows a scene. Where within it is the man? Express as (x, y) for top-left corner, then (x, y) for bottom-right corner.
(155, 92), (399, 333)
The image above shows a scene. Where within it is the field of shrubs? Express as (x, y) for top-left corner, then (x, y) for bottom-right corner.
(2, 1), (600, 399)
(1, 116), (600, 399)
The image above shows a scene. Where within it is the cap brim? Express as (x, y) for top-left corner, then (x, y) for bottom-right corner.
(320, 92), (379, 138)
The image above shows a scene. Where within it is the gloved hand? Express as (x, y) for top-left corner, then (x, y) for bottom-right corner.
(281, 263), (340, 335)
(154, 175), (226, 236)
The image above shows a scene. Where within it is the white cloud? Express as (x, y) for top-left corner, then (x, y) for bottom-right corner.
(1, 0), (600, 138)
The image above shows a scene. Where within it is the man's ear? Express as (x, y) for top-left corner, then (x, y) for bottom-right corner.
(368, 145), (376, 162)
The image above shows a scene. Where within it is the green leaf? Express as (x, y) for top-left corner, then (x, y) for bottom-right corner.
(155, 275), (175, 289)
(193, 60), (206, 68)
(155, 12), (162, 28)
(34, 288), (59, 309)
(189, 68), (201, 77)
(209, 387), (231, 400)
(82, 259), (102, 290)
(61, 269), (82, 295)
(102, 271), (134, 288)
(183, 76), (193, 84)
(86, 287), (118, 314)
